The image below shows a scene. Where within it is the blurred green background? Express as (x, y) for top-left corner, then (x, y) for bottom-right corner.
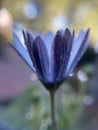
(0, 0), (98, 130)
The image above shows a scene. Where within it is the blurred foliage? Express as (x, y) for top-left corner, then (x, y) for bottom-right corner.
(0, 83), (85, 130)
(0, 63), (95, 129)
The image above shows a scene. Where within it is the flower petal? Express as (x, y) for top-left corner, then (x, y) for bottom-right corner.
(62, 28), (74, 78)
(66, 29), (90, 75)
(22, 30), (34, 60)
(56, 30), (63, 37)
(22, 30), (34, 49)
(51, 33), (68, 83)
(44, 31), (54, 57)
(63, 28), (74, 54)
(10, 32), (35, 72)
(32, 36), (50, 83)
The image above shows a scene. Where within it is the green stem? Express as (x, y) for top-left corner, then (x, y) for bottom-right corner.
(50, 90), (57, 130)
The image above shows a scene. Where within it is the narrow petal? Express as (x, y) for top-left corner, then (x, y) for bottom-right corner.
(63, 28), (74, 54)
(56, 30), (63, 37)
(32, 36), (50, 83)
(22, 30), (34, 48)
(66, 29), (90, 75)
(62, 29), (74, 78)
(44, 31), (54, 57)
(13, 32), (26, 49)
(10, 33), (35, 72)
(51, 34), (68, 83)
(22, 30), (34, 60)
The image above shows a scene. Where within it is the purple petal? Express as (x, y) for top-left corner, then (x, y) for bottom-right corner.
(10, 32), (35, 72)
(63, 28), (74, 54)
(66, 29), (90, 75)
(62, 29), (74, 78)
(51, 34), (68, 83)
(32, 36), (50, 83)
(44, 31), (54, 57)
(56, 30), (63, 37)
(23, 30), (34, 48)
(22, 30), (34, 60)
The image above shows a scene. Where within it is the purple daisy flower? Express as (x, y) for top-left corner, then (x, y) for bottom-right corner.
(9, 28), (90, 91)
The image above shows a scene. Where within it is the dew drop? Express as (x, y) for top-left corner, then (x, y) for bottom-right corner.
(69, 72), (74, 77)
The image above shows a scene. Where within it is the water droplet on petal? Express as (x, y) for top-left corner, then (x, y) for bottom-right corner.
(69, 72), (74, 77)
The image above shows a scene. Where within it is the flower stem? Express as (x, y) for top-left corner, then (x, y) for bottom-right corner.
(50, 90), (57, 130)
